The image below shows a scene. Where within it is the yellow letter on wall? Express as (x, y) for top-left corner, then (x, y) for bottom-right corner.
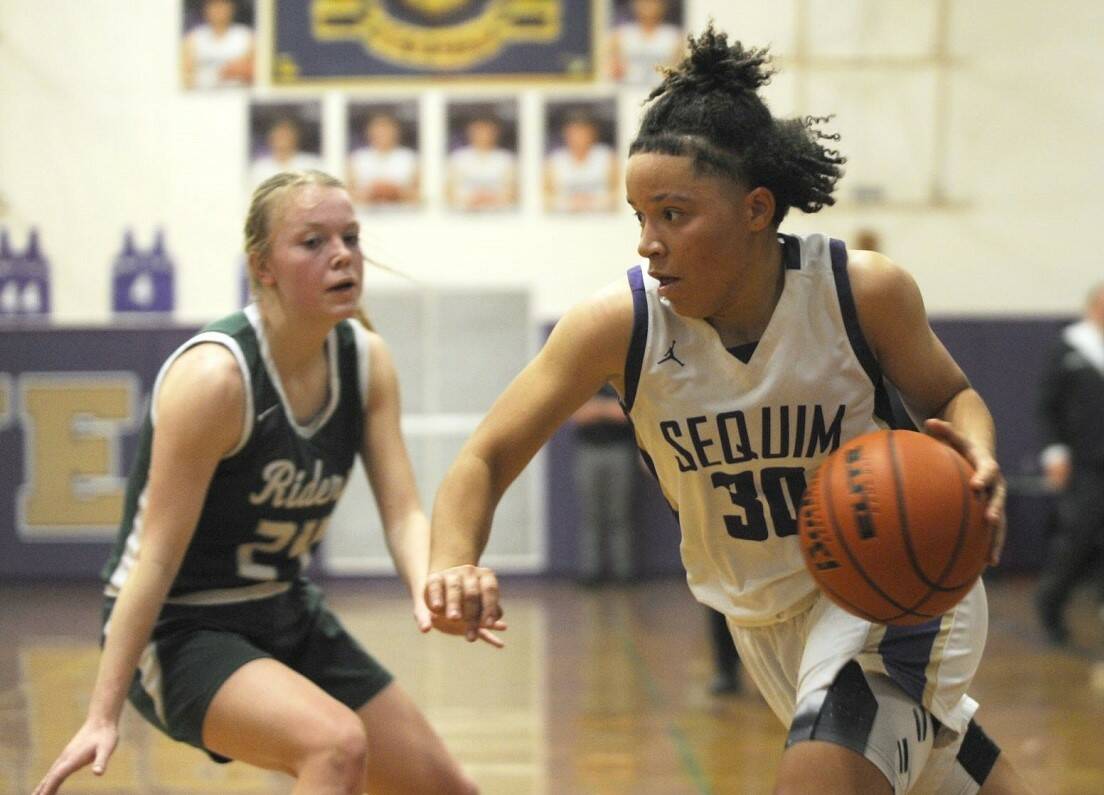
(18, 374), (138, 538)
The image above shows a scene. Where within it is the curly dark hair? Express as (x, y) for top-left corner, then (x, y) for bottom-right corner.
(629, 24), (845, 225)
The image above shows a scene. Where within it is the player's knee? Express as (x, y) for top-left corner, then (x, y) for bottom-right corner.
(300, 711), (369, 786)
(329, 716), (370, 771)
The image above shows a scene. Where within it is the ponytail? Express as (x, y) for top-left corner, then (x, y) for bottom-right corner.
(630, 23), (845, 225)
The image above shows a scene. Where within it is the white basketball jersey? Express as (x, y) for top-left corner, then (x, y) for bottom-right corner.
(448, 147), (517, 207)
(624, 234), (895, 625)
(188, 24), (253, 89)
(617, 22), (681, 85)
(249, 152), (325, 187)
(548, 143), (614, 211)
(349, 146), (418, 192)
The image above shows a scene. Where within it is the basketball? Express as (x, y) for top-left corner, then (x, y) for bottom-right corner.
(797, 429), (992, 626)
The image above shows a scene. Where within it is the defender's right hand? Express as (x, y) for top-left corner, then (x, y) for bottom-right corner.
(425, 564), (505, 643)
(33, 718), (118, 795)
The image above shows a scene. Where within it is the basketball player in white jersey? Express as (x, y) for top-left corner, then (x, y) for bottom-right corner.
(181, 0), (254, 90)
(33, 172), (494, 795)
(544, 110), (618, 213)
(447, 113), (517, 212)
(249, 117), (324, 188)
(607, 0), (684, 85)
(427, 27), (1035, 795)
(347, 112), (419, 208)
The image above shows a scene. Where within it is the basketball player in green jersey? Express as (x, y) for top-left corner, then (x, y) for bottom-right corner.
(34, 171), (496, 795)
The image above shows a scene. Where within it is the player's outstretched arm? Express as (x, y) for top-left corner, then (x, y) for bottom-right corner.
(427, 285), (634, 639)
(849, 250), (1006, 563)
(358, 331), (505, 646)
(33, 346), (244, 795)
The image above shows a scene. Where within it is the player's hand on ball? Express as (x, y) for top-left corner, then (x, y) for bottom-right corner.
(425, 565), (506, 647)
(924, 418), (1007, 565)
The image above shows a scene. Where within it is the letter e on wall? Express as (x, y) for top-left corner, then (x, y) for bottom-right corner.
(17, 373), (139, 539)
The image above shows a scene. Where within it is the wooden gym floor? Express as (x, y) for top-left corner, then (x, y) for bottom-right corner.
(1, 574), (1102, 794)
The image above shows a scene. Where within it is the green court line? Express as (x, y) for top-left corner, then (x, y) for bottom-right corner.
(617, 625), (714, 795)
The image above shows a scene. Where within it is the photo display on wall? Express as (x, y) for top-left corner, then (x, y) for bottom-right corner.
(346, 99), (422, 210)
(605, 0), (685, 86)
(445, 98), (520, 213)
(178, 1), (695, 220)
(181, 0), (256, 90)
(543, 97), (618, 213)
(247, 99), (324, 187)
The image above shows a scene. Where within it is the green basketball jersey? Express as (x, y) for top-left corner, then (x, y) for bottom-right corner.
(103, 306), (368, 601)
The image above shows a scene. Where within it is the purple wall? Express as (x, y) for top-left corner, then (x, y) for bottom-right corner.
(544, 427), (681, 578)
(0, 316), (1074, 581)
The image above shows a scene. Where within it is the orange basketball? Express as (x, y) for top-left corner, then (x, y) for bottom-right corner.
(797, 429), (992, 626)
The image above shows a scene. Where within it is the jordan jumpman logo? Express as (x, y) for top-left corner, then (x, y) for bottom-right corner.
(658, 340), (685, 367)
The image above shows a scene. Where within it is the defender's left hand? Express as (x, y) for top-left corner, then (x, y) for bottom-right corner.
(924, 418), (1006, 565)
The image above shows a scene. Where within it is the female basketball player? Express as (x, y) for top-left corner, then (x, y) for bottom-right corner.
(606, 0), (684, 85)
(544, 109), (618, 213)
(426, 27), (1035, 795)
(446, 111), (518, 212)
(249, 117), (324, 188)
(33, 171), (496, 795)
(181, 0), (254, 90)
(347, 112), (420, 208)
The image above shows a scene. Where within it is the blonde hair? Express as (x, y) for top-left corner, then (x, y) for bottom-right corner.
(243, 170), (373, 330)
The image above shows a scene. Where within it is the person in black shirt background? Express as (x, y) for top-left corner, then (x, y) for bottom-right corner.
(571, 385), (639, 584)
(1036, 282), (1104, 645)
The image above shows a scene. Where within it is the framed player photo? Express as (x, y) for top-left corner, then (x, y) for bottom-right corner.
(605, 0), (685, 86)
(181, 0), (256, 90)
(543, 97), (618, 213)
(271, 0), (595, 84)
(247, 100), (324, 188)
(445, 98), (520, 213)
(345, 100), (422, 210)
